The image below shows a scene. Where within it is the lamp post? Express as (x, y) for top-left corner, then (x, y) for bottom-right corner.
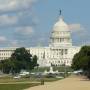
(64, 61), (66, 78)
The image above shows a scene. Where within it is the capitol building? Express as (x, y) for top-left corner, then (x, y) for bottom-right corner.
(0, 15), (81, 67)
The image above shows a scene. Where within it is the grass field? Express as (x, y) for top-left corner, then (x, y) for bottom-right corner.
(0, 83), (40, 90)
(0, 76), (61, 83)
(0, 77), (61, 90)
(0, 76), (60, 83)
(0, 75), (62, 90)
(0, 66), (71, 90)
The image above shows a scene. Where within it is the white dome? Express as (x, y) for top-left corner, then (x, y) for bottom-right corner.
(53, 17), (69, 31)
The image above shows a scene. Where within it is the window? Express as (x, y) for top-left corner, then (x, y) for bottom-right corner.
(65, 49), (68, 54)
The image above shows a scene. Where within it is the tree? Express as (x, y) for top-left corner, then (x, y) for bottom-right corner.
(0, 47), (38, 74)
(72, 46), (90, 78)
(32, 55), (38, 67)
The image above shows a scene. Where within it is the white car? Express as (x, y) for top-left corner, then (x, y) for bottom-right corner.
(56, 76), (64, 79)
(19, 71), (30, 76)
(13, 75), (21, 79)
(73, 70), (83, 74)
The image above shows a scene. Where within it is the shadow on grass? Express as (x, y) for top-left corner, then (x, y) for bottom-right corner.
(0, 83), (40, 90)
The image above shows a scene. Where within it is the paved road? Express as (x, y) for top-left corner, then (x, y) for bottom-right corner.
(25, 75), (90, 90)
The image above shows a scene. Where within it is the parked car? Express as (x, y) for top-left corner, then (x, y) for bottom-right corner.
(19, 70), (30, 76)
(13, 75), (21, 79)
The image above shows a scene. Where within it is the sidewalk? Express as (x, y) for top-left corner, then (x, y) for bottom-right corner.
(25, 75), (90, 90)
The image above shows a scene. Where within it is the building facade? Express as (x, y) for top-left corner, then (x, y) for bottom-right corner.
(0, 15), (81, 67)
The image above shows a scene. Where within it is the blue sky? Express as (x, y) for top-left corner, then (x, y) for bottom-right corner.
(0, 0), (90, 47)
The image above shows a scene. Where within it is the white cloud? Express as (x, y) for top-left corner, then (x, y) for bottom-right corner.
(69, 24), (84, 32)
(16, 26), (34, 35)
(0, 15), (18, 26)
(0, 0), (37, 13)
(69, 23), (90, 46)
(0, 36), (7, 43)
(85, 41), (90, 45)
(0, 0), (38, 27)
(10, 40), (19, 47)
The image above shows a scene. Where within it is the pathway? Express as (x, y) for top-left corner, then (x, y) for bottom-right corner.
(25, 75), (90, 90)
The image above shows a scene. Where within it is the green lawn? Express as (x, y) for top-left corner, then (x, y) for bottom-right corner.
(0, 76), (62, 90)
(0, 77), (61, 90)
(0, 66), (70, 90)
(0, 83), (40, 90)
(0, 75), (62, 83)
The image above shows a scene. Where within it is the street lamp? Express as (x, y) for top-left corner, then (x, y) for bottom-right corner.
(64, 61), (67, 78)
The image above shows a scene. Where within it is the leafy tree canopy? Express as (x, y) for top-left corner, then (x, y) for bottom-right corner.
(0, 47), (38, 74)
(72, 46), (90, 78)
